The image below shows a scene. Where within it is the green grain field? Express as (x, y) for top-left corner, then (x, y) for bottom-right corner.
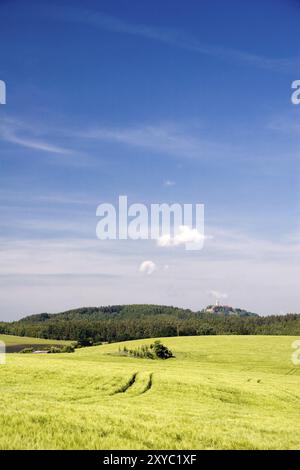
(0, 335), (299, 450)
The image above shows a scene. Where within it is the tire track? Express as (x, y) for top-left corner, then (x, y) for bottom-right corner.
(112, 372), (154, 396)
(286, 368), (297, 376)
(140, 373), (153, 394)
(112, 372), (137, 394)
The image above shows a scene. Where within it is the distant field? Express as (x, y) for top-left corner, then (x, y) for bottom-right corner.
(0, 336), (299, 449)
(0, 334), (71, 352)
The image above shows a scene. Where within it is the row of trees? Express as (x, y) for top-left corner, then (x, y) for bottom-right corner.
(1, 313), (300, 344)
(119, 341), (174, 360)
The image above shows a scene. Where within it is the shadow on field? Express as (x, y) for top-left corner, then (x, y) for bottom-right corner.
(6, 344), (65, 353)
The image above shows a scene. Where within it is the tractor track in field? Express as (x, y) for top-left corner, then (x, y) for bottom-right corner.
(286, 368), (297, 376)
(140, 373), (153, 394)
(112, 372), (137, 394)
(112, 372), (153, 396)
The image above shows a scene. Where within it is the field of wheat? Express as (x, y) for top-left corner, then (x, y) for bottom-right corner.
(0, 335), (299, 449)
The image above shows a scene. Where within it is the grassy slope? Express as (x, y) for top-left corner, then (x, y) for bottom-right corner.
(0, 334), (71, 352)
(0, 334), (71, 346)
(0, 336), (299, 450)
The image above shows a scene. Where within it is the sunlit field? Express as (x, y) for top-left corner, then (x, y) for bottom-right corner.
(0, 336), (299, 450)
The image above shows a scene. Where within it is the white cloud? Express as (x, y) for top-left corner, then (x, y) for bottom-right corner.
(157, 225), (205, 248)
(41, 4), (299, 72)
(208, 290), (228, 300)
(163, 180), (175, 187)
(80, 123), (233, 161)
(0, 117), (72, 155)
(267, 115), (300, 136)
(139, 260), (157, 275)
(5, 134), (71, 154)
(0, 227), (300, 319)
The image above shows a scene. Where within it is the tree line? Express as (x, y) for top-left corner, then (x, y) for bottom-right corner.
(0, 305), (300, 344)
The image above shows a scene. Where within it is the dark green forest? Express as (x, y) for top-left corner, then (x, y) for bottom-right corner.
(1, 304), (300, 344)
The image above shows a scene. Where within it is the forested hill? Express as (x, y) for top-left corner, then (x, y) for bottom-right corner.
(0, 304), (300, 343)
(19, 305), (196, 322)
(18, 304), (258, 323)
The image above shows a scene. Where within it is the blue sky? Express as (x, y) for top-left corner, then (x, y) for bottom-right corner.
(0, 0), (299, 319)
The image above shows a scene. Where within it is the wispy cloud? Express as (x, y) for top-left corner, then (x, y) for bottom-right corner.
(267, 115), (300, 136)
(0, 117), (72, 155)
(0, 116), (96, 168)
(80, 123), (232, 161)
(3, 2), (296, 71)
(205, 226), (300, 261)
(0, 189), (96, 207)
(3, 133), (71, 154)
(0, 228), (300, 319)
(208, 290), (228, 301)
(41, 4), (300, 72)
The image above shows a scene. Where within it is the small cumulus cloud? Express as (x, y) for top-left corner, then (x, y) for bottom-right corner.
(163, 180), (175, 187)
(139, 260), (157, 275)
(157, 225), (205, 248)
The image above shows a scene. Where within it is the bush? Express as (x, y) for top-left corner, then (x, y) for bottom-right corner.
(19, 347), (34, 354)
(151, 340), (174, 359)
(48, 345), (75, 353)
(48, 347), (62, 354)
(119, 341), (174, 360)
(61, 345), (75, 353)
(77, 339), (93, 347)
